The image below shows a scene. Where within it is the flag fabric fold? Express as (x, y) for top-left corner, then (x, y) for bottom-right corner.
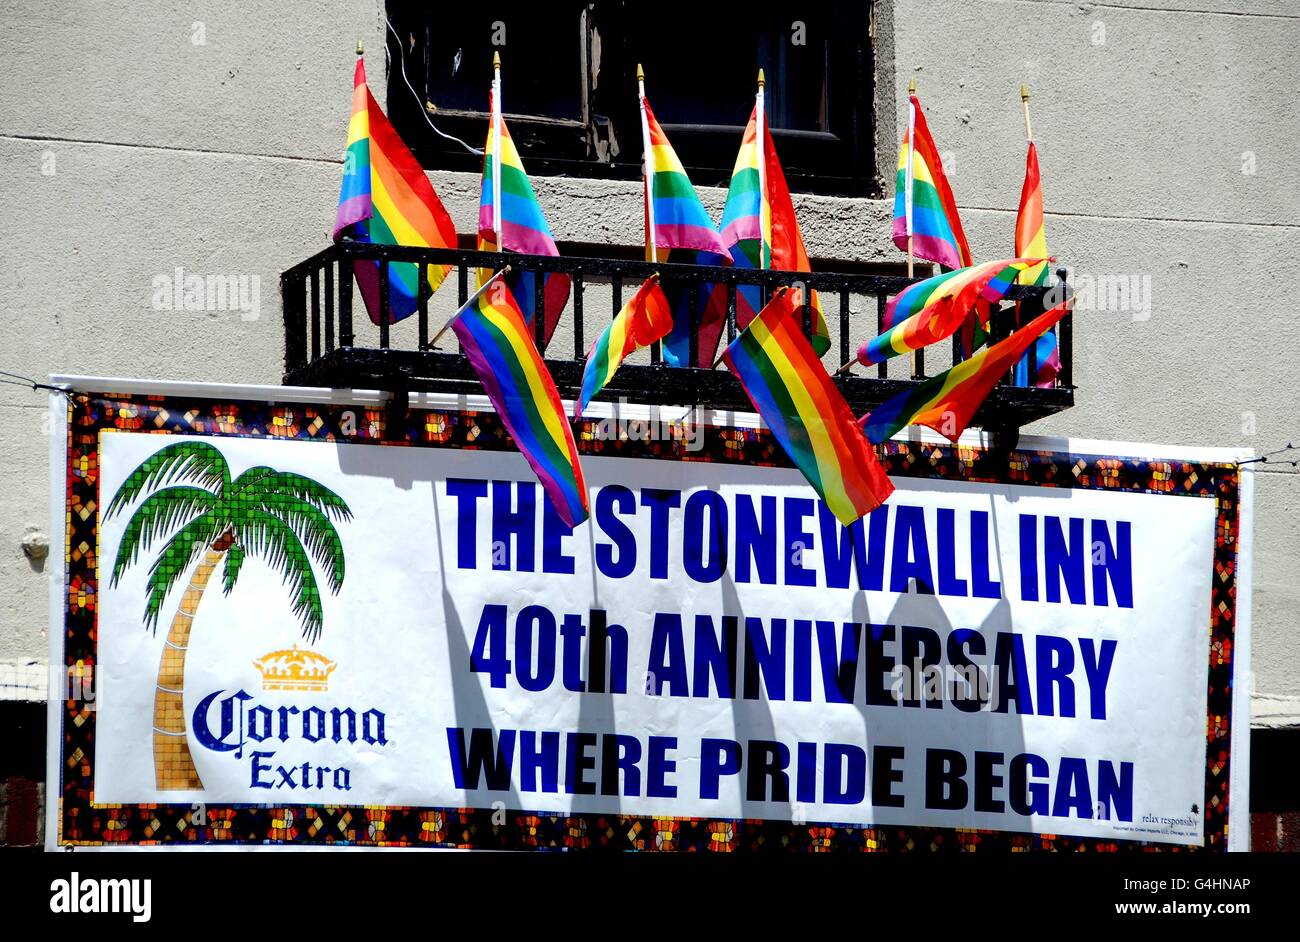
(333, 56), (458, 323)
(860, 257), (1046, 367)
(722, 288), (894, 525)
(578, 276), (673, 415)
(641, 97), (733, 261)
(861, 299), (1073, 445)
(659, 255), (732, 369)
(451, 282), (589, 527)
(718, 102), (830, 356)
(892, 93), (972, 271)
(1012, 139), (1061, 387)
(478, 88), (571, 346)
(640, 93), (733, 367)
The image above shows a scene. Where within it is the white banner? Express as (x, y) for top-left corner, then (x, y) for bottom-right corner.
(93, 428), (1218, 845)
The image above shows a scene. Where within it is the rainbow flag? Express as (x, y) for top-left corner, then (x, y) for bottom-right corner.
(451, 282), (589, 527)
(1015, 142), (1049, 288)
(893, 93), (972, 271)
(718, 99), (830, 356)
(478, 88), (570, 346)
(640, 93), (732, 367)
(862, 299), (1073, 444)
(860, 257), (1045, 367)
(333, 56), (458, 323)
(578, 275), (672, 415)
(723, 288), (894, 525)
(1012, 140), (1061, 387)
(641, 96), (732, 261)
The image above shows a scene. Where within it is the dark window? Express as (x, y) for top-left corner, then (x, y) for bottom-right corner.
(383, 1), (876, 197)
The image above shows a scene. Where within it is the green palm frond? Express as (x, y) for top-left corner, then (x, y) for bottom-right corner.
(233, 509), (326, 642)
(226, 467), (279, 522)
(222, 543), (246, 595)
(107, 440), (349, 641)
(105, 441), (230, 521)
(246, 471), (354, 522)
(256, 499), (346, 593)
(110, 486), (217, 587)
(142, 512), (223, 632)
(229, 466), (277, 496)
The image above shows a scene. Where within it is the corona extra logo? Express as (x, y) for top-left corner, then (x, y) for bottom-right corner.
(253, 645), (336, 692)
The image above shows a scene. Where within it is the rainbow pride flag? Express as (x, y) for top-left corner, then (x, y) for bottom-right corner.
(639, 92), (732, 367)
(718, 98), (830, 356)
(641, 96), (732, 261)
(451, 282), (589, 527)
(478, 87), (570, 346)
(723, 288), (894, 524)
(893, 93), (972, 271)
(578, 275), (672, 415)
(333, 56), (458, 323)
(860, 257), (1045, 367)
(1015, 142), (1049, 288)
(862, 299), (1073, 444)
(1012, 140), (1061, 387)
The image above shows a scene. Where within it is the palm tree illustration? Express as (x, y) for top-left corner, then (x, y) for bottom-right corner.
(106, 441), (351, 790)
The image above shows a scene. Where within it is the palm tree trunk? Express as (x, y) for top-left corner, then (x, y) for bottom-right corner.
(153, 530), (234, 790)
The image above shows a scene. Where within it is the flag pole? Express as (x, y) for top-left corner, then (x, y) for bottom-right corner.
(638, 64), (666, 359)
(756, 69), (769, 271)
(492, 52), (504, 251)
(905, 77), (919, 379)
(840, 78), (918, 380)
(638, 64), (656, 264)
(1020, 83), (1034, 143)
(423, 266), (511, 349)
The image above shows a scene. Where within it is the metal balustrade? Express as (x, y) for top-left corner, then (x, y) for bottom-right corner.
(281, 242), (1073, 438)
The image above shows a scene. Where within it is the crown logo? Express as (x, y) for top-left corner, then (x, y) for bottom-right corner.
(253, 645), (336, 692)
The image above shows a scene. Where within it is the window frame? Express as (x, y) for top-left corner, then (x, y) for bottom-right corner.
(383, 1), (879, 198)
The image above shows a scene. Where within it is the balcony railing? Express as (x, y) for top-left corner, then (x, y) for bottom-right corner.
(280, 243), (1073, 438)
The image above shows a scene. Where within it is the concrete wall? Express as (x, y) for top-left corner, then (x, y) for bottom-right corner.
(1, 1), (1296, 724)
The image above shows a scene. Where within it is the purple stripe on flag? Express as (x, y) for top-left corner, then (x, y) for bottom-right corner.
(655, 223), (732, 261)
(332, 194), (372, 240)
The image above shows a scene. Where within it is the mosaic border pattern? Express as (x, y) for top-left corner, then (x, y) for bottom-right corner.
(55, 390), (1243, 851)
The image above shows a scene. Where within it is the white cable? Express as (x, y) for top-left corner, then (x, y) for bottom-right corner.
(384, 16), (484, 156)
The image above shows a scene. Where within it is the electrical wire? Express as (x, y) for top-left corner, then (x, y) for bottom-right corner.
(0, 369), (71, 396)
(1239, 442), (1297, 469)
(383, 15), (483, 156)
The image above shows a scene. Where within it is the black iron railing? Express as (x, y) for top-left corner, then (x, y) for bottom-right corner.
(280, 242), (1073, 435)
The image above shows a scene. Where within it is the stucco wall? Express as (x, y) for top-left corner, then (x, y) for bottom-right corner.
(1, 1), (1296, 721)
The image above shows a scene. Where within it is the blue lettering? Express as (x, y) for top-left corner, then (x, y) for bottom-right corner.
(890, 505), (934, 593)
(734, 494), (777, 584)
(1091, 520), (1133, 608)
(647, 613), (689, 696)
(446, 478), (487, 569)
(640, 489), (682, 579)
(594, 486), (637, 578)
(491, 480), (535, 572)
(970, 511), (1002, 598)
(683, 490), (727, 583)
(784, 498), (816, 587)
(1044, 516), (1087, 604)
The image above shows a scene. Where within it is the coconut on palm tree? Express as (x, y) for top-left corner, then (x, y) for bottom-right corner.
(106, 441), (351, 790)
